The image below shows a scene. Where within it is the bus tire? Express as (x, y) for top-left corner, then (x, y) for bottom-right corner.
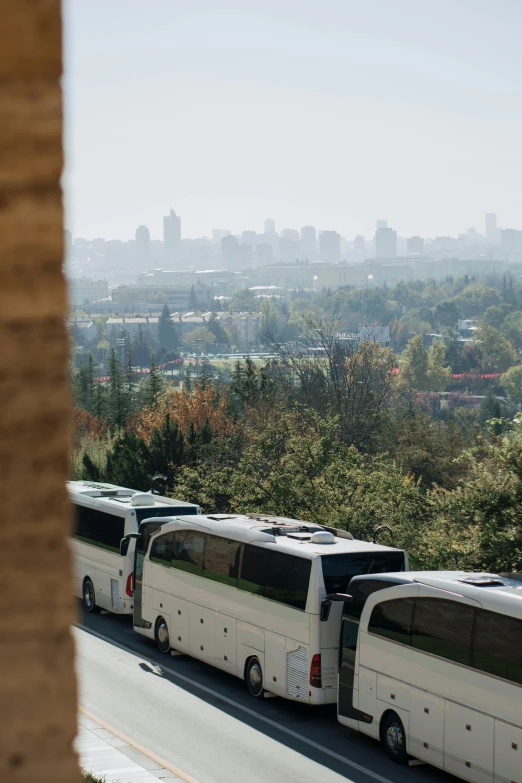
(155, 617), (171, 654)
(82, 578), (99, 613)
(381, 711), (409, 764)
(245, 656), (264, 699)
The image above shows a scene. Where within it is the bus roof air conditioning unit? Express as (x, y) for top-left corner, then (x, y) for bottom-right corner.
(131, 493), (155, 507)
(310, 531), (336, 545)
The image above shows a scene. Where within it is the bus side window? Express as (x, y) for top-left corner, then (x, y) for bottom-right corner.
(239, 545), (269, 596)
(150, 532), (173, 567)
(340, 618), (359, 669)
(172, 530), (205, 576)
(368, 598), (414, 646)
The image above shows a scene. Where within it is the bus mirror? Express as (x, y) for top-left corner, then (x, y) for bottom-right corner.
(320, 593), (353, 621)
(120, 537), (130, 557)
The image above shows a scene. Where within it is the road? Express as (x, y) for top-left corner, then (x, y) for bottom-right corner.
(76, 608), (456, 783)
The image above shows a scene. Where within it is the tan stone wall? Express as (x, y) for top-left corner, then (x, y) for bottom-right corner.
(0, 2), (81, 781)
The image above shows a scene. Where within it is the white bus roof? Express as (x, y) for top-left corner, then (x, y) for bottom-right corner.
(358, 571), (522, 619)
(145, 513), (405, 558)
(67, 481), (200, 513)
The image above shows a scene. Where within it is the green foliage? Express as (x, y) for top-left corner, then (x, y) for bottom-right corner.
(471, 324), (517, 373)
(158, 303), (181, 351)
(501, 365), (522, 402)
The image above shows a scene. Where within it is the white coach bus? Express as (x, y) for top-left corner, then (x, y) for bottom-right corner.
(68, 481), (201, 615)
(336, 571), (522, 783)
(133, 512), (407, 704)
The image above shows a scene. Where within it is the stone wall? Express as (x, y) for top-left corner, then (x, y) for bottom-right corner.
(0, 1), (81, 781)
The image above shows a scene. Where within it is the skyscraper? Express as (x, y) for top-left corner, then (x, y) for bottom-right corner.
(163, 209), (181, 265)
(485, 213), (498, 243)
(353, 235), (366, 262)
(135, 225), (150, 266)
(264, 218), (276, 233)
(319, 231), (341, 262)
(300, 226), (317, 260)
(407, 236), (424, 256)
(376, 219), (388, 230)
(375, 226), (397, 258)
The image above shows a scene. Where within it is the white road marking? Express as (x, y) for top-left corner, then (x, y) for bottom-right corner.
(77, 623), (397, 783)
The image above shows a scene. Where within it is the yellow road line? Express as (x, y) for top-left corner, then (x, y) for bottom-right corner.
(79, 705), (202, 783)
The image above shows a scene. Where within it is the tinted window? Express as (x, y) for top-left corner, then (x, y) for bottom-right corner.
(340, 617), (359, 669)
(150, 533), (173, 566)
(473, 609), (522, 685)
(74, 504), (125, 553)
(343, 580), (401, 621)
(412, 598), (473, 666)
(239, 545), (269, 596)
(368, 598), (414, 645)
(266, 552), (311, 610)
(171, 530), (205, 575)
(321, 552), (405, 594)
(204, 535), (241, 587)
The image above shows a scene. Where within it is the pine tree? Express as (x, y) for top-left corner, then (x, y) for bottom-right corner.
(145, 355), (163, 408)
(148, 414), (185, 487)
(188, 285), (198, 311)
(158, 303), (180, 351)
(108, 348), (130, 428)
(74, 353), (96, 412)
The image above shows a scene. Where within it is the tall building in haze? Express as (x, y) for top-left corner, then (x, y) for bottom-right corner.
(375, 226), (397, 258)
(163, 209), (181, 265)
(485, 213), (498, 243)
(300, 226), (317, 260)
(319, 231), (341, 262)
(353, 235), (366, 262)
(407, 236), (424, 256)
(264, 218), (276, 233)
(135, 225), (150, 266)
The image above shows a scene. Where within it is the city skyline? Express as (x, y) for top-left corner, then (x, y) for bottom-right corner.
(63, 0), (522, 240)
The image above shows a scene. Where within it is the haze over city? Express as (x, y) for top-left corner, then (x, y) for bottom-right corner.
(63, 0), (522, 241)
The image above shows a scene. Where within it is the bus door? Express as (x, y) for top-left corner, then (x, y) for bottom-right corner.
(338, 579), (401, 721)
(133, 520), (165, 628)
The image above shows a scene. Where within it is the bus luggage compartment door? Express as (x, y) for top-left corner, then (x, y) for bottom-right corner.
(214, 613), (236, 673)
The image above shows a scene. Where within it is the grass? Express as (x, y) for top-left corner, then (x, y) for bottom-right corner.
(83, 773), (106, 783)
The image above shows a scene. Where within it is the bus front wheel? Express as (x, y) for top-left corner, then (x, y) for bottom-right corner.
(381, 712), (409, 764)
(82, 578), (99, 613)
(245, 657), (264, 699)
(155, 617), (171, 654)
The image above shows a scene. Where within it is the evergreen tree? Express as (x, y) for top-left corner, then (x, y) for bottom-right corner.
(158, 303), (180, 351)
(132, 324), (152, 367)
(148, 414), (185, 487)
(92, 380), (108, 420)
(188, 285), (199, 311)
(74, 353), (96, 412)
(108, 348), (130, 427)
(144, 355), (163, 408)
(104, 431), (152, 489)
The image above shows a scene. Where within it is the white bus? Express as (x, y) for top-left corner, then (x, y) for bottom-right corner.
(68, 481), (201, 615)
(337, 571), (522, 783)
(133, 512), (407, 704)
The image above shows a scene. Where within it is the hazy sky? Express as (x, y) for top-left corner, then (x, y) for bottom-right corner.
(63, 0), (522, 241)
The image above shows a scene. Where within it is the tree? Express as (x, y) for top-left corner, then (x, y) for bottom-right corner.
(401, 335), (429, 391)
(74, 353), (96, 412)
(501, 365), (522, 403)
(259, 299), (279, 340)
(107, 348), (130, 427)
(426, 340), (450, 392)
(188, 285), (199, 311)
(158, 304), (180, 351)
(132, 324), (153, 367)
(471, 325), (517, 373)
(147, 414), (185, 488)
(483, 303), (514, 329)
(230, 288), (257, 312)
(206, 314), (230, 346)
(143, 355), (163, 408)
(185, 327), (216, 351)
(434, 300), (460, 328)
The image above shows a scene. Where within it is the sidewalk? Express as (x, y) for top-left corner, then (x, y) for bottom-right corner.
(76, 712), (185, 783)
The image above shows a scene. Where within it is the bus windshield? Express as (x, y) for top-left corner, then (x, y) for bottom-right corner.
(321, 551), (405, 594)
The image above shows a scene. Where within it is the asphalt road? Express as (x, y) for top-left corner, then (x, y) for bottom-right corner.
(76, 608), (455, 783)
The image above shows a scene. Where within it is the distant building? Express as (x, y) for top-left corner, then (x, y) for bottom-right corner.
(281, 228), (300, 242)
(106, 317), (159, 339)
(264, 219), (276, 233)
(501, 229), (522, 254)
(485, 213), (499, 244)
(242, 231), (257, 247)
(221, 235), (239, 270)
(135, 225), (150, 266)
(278, 236), (300, 263)
(376, 220), (388, 230)
(68, 277), (109, 306)
(375, 226), (397, 258)
(319, 231), (341, 263)
(300, 226), (317, 260)
(163, 209), (181, 265)
(256, 243), (273, 266)
(407, 236), (424, 256)
(353, 235), (366, 262)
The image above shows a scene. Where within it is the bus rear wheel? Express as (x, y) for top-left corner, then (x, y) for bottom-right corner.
(155, 617), (171, 654)
(82, 578), (99, 613)
(381, 712), (409, 764)
(245, 657), (264, 699)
